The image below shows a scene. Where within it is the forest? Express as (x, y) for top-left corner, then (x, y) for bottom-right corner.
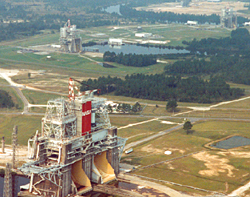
(1, 0), (248, 42)
(183, 28), (250, 54)
(103, 51), (157, 67)
(120, 5), (248, 25)
(80, 75), (244, 103)
(0, 90), (14, 108)
(165, 28), (250, 85)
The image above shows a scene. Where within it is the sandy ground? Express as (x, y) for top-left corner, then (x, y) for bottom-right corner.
(84, 51), (103, 58)
(192, 151), (235, 177)
(218, 151), (250, 158)
(141, 144), (185, 155)
(136, 1), (248, 16)
(0, 146), (30, 167)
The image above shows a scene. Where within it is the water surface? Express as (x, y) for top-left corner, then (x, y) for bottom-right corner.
(84, 44), (189, 55)
(211, 136), (250, 149)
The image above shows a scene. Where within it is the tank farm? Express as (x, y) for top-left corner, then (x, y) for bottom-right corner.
(18, 78), (127, 196)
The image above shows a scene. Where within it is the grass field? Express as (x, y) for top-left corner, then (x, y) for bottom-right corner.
(179, 108), (250, 119)
(0, 47), (167, 78)
(141, 105), (190, 116)
(104, 94), (212, 107)
(121, 120), (250, 195)
(0, 114), (42, 145)
(79, 24), (231, 46)
(22, 90), (65, 104)
(0, 23), (249, 195)
(118, 119), (177, 144)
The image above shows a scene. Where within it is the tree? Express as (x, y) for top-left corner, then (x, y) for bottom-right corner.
(132, 102), (142, 112)
(166, 100), (178, 112)
(0, 90), (14, 108)
(183, 121), (193, 134)
(107, 104), (113, 113)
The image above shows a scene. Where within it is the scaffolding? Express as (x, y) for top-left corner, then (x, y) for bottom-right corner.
(220, 8), (237, 28)
(19, 78), (127, 196)
(59, 19), (82, 53)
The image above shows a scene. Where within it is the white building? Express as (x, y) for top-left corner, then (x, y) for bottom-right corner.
(244, 22), (250, 26)
(135, 33), (152, 38)
(108, 38), (123, 45)
(186, 20), (198, 25)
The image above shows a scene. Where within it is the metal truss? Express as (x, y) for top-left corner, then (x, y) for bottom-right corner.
(43, 98), (77, 139)
(95, 103), (111, 129)
(117, 137), (127, 161)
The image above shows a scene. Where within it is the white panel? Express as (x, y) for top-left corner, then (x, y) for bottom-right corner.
(92, 129), (107, 142)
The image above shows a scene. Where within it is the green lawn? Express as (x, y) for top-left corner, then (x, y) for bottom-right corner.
(180, 108), (250, 119)
(22, 90), (65, 104)
(0, 114), (42, 145)
(121, 120), (250, 195)
(118, 119), (176, 144)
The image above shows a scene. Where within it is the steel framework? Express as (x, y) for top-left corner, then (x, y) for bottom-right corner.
(42, 98), (77, 139)
(19, 78), (127, 196)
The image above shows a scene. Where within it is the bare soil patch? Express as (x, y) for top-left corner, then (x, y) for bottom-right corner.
(192, 151), (235, 177)
(218, 151), (250, 158)
(141, 144), (186, 155)
(141, 144), (164, 154)
(137, 1), (248, 16)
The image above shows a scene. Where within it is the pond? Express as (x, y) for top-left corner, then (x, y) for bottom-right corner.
(211, 136), (250, 149)
(84, 44), (189, 55)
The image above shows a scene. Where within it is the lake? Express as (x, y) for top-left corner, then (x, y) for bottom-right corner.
(84, 44), (189, 55)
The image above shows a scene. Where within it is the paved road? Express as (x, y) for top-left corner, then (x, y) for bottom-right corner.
(13, 86), (29, 113)
(124, 123), (184, 150)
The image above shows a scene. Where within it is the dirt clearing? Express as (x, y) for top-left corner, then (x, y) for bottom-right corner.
(192, 151), (235, 177)
(137, 1), (248, 16)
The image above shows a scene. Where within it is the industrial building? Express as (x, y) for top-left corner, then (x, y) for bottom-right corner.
(108, 38), (123, 46)
(220, 8), (237, 28)
(135, 33), (152, 38)
(186, 20), (198, 26)
(59, 20), (82, 53)
(18, 78), (126, 196)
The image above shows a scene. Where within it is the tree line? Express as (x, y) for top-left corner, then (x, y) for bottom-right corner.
(166, 28), (250, 85)
(120, 5), (248, 25)
(183, 28), (250, 55)
(103, 51), (157, 67)
(80, 74), (244, 103)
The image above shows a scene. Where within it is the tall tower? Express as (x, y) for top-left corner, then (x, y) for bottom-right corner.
(19, 78), (127, 196)
(59, 19), (82, 53)
(3, 163), (12, 197)
(220, 8), (237, 28)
